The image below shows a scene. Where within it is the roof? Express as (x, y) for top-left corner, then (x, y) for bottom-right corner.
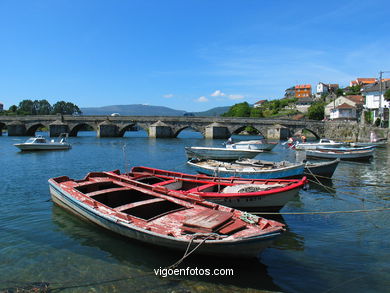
(345, 95), (364, 104)
(254, 100), (267, 105)
(336, 103), (355, 109)
(295, 84), (311, 89)
(362, 80), (390, 93)
(350, 78), (377, 86)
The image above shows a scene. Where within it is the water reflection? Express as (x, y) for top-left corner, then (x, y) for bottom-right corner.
(51, 205), (282, 292)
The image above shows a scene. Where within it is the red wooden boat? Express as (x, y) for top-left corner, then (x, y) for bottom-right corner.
(125, 166), (307, 211)
(49, 171), (285, 258)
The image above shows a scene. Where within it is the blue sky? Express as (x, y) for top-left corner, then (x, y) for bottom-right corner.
(1, 0), (390, 112)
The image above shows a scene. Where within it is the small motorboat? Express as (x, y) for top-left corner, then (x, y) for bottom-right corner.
(349, 140), (387, 148)
(304, 159), (340, 178)
(14, 133), (71, 151)
(225, 139), (278, 151)
(317, 145), (375, 152)
(185, 146), (263, 160)
(293, 138), (345, 150)
(49, 171), (285, 258)
(127, 166), (307, 211)
(305, 148), (374, 161)
(187, 158), (305, 179)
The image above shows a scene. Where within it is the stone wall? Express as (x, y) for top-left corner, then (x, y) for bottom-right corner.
(324, 121), (389, 142)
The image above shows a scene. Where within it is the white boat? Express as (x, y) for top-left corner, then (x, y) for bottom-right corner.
(294, 139), (345, 150)
(225, 139), (277, 151)
(350, 140), (387, 148)
(305, 148), (374, 161)
(185, 146), (263, 160)
(14, 133), (71, 151)
(187, 158), (305, 179)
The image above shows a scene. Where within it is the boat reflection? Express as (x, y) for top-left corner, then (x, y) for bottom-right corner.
(51, 205), (282, 292)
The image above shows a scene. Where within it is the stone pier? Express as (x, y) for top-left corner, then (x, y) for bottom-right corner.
(204, 123), (230, 139)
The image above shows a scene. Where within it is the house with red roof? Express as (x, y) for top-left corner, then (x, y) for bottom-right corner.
(325, 95), (364, 120)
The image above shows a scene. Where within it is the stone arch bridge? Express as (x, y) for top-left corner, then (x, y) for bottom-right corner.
(0, 115), (326, 139)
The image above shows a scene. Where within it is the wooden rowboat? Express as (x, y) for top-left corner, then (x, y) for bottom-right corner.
(129, 166), (307, 211)
(49, 171), (285, 258)
(187, 158), (305, 179)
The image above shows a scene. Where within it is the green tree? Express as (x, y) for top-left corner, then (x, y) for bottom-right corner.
(344, 85), (362, 95)
(9, 105), (17, 112)
(222, 102), (251, 117)
(18, 99), (34, 114)
(51, 101), (82, 115)
(36, 99), (52, 115)
(307, 101), (326, 120)
(384, 89), (390, 100)
(250, 107), (263, 118)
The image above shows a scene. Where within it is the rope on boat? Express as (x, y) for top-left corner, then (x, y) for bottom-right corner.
(306, 178), (386, 205)
(251, 207), (390, 216)
(305, 168), (336, 196)
(304, 172), (390, 188)
(166, 233), (220, 270)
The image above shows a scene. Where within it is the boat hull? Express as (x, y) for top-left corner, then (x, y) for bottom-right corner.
(14, 143), (71, 151)
(304, 159), (340, 178)
(205, 188), (299, 211)
(226, 141), (277, 151)
(187, 161), (305, 179)
(185, 147), (263, 160)
(305, 149), (374, 161)
(49, 182), (281, 258)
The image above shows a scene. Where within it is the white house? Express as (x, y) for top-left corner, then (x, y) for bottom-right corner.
(330, 103), (356, 120)
(325, 95), (364, 119)
(362, 80), (390, 122)
(316, 82), (329, 96)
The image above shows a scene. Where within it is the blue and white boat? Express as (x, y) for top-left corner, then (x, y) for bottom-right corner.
(305, 148), (374, 161)
(187, 159), (305, 179)
(185, 146), (263, 160)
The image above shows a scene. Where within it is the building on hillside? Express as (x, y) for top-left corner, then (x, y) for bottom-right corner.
(361, 80), (390, 123)
(329, 103), (357, 120)
(350, 78), (377, 87)
(325, 95), (364, 120)
(295, 84), (311, 98)
(254, 100), (267, 108)
(285, 84), (312, 98)
(284, 87), (295, 98)
(295, 97), (314, 113)
(316, 82), (339, 97)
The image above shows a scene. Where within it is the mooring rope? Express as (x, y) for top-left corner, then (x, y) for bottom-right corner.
(251, 207), (390, 215)
(166, 233), (219, 270)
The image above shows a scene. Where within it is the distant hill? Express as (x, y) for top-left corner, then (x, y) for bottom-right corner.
(81, 104), (186, 116)
(80, 104), (231, 117)
(192, 106), (230, 117)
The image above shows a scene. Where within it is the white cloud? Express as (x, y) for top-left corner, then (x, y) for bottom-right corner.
(163, 94), (174, 98)
(228, 94), (245, 100)
(210, 90), (225, 97)
(196, 96), (208, 102)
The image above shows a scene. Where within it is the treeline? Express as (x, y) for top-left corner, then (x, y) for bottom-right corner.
(4, 99), (82, 115)
(221, 99), (298, 118)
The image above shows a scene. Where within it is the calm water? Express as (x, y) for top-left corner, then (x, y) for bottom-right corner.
(0, 130), (389, 293)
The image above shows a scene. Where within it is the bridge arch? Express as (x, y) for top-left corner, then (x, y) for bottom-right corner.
(118, 123), (147, 137)
(0, 122), (5, 135)
(69, 123), (96, 137)
(229, 125), (266, 137)
(173, 126), (204, 138)
(291, 127), (320, 139)
(26, 123), (48, 136)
